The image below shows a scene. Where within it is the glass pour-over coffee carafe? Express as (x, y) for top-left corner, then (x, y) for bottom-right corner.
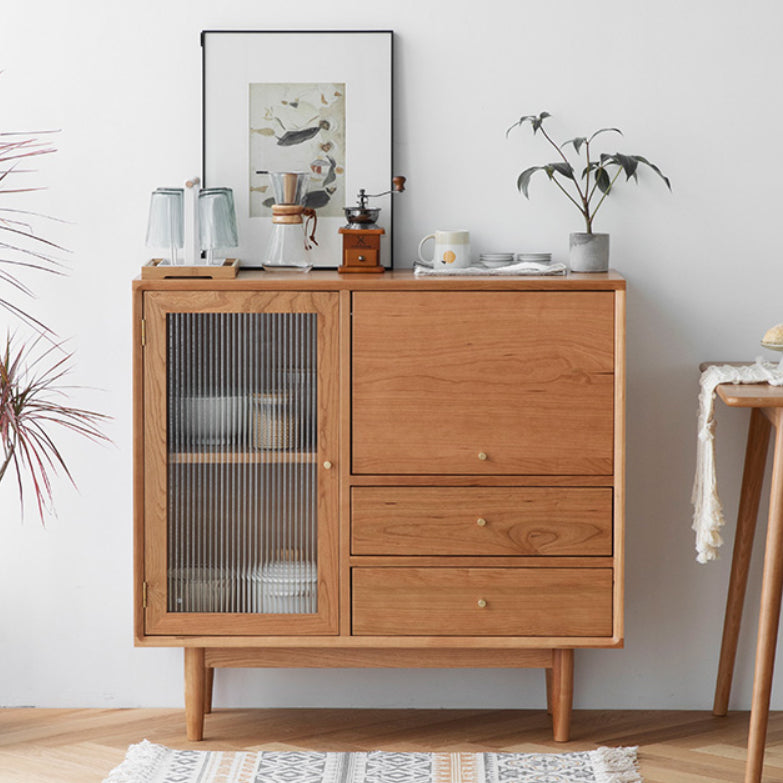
(262, 172), (318, 272)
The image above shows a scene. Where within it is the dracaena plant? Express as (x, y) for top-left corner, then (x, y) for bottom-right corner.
(0, 129), (67, 331)
(1, 334), (109, 519)
(507, 112), (671, 234)
(1, 121), (108, 520)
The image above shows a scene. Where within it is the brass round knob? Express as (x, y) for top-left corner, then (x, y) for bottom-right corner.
(323, 460), (333, 470)
(476, 517), (487, 527)
(477, 452), (488, 461)
(477, 599), (487, 608)
(358, 255), (366, 261)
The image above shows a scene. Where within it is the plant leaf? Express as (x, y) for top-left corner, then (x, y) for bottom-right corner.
(589, 127), (623, 142)
(561, 137), (586, 155)
(505, 114), (538, 137)
(613, 153), (639, 181)
(516, 166), (545, 197)
(633, 155), (672, 190)
(550, 162), (575, 180)
(531, 112), (550, 134)
(506, 112), (551, 137)
(595, 167), (612, 194)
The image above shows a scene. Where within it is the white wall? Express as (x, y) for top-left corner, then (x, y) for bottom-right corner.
(1, 0), (782, 712)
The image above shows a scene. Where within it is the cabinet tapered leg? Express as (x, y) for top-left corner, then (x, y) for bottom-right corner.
(551, 649), (574, 742)
(184, 648), (206, 741)
(204, 666), (214, 715)
(714, 408), (770, 716)
(545, 666), (553, 715)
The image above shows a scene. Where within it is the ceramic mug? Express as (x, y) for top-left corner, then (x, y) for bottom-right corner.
(418, 230), (471, 271)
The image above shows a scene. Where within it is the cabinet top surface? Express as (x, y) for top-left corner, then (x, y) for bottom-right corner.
(133, 268), (626, 292)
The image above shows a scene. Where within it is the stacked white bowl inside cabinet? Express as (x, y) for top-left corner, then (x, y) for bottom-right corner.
(252, 560), (317, 614)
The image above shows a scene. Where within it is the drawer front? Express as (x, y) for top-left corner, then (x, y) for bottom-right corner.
(352, 291), (615, 475)
(351, 487), (613, 556)
(352, 567), (613, 636)
(345, 247), (379, 267)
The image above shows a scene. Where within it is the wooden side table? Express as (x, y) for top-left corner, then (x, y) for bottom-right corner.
(709, 375), (783, 783)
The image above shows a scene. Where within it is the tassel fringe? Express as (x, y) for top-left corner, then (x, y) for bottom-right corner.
(102, 740), (169, 783)
(692, 361), (783, 563)
(591, 746), (643, 782)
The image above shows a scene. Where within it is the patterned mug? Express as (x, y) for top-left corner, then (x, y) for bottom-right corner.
(418, 230), (471, 272)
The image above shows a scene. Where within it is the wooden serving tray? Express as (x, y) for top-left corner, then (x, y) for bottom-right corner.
(142, 258), (239, 279)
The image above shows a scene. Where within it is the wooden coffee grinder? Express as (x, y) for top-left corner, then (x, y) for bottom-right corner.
(338, 176), (405, 273)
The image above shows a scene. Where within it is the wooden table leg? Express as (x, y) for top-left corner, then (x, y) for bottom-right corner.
(184, 648), (206, 741)
(746, 413), (783, 783)
(715, 408), (771, 716)
(204, 666), (214, 715)
(551, 649), (574, 742)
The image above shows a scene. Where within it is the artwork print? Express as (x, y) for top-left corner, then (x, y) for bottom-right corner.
(203, 30), (392, 268)
(249, 83), (346, 218)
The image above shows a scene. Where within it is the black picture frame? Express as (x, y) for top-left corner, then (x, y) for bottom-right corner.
(201, 30), (394, 269)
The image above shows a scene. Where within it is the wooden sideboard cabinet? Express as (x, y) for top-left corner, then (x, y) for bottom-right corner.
(133, 270), (625, 742)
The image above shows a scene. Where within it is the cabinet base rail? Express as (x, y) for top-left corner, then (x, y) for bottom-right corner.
(183, 646), (574, 743)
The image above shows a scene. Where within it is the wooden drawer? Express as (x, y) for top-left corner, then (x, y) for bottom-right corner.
(352, 291), (615, 475)
(351, 487), (612, 556)
(345, 247), (379, 268)
(352, 567), (613, 636)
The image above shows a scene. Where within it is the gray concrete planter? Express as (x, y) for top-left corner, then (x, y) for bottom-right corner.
(569, 232), (609, 273)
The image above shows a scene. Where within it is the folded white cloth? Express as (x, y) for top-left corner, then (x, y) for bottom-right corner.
(413, 260), (567, 276)
(693, 360), (783, 563)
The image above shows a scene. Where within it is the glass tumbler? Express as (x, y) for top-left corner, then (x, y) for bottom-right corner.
(199, 188), (238, 265)
(146, 188), (184, 266)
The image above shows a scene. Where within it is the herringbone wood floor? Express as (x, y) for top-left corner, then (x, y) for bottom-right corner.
(1, 708), (782, 782)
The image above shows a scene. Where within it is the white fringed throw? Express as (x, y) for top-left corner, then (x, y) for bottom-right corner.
(693, 361), (783, 563)
(413, 261), (567, 276)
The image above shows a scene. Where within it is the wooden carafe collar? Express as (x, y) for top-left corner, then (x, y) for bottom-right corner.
(271, 204), (318, 249)
(271, 204), (304, 224)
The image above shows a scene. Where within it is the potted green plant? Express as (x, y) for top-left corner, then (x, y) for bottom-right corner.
(507, 112), (671, 272)
(1, 125), (108, 519)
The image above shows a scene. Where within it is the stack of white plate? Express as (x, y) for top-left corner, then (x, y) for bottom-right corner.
(479, 252), (515, 268)
(516, 252), (552, 263)
(178, 395), (246, 446)
(254, 560), (318, 614)
(168, 567), (236, 613)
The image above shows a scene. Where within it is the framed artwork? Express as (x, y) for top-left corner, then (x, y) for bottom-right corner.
(202, 30), (394, 269)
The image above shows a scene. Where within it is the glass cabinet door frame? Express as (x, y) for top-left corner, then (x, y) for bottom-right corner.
(142, 290), (339, 636)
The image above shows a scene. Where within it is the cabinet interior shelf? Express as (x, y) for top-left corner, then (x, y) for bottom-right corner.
(169, 451), (317, 465)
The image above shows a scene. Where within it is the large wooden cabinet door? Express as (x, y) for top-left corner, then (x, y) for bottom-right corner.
(142, 291), (339, 636)
(352, 291), (615, 475)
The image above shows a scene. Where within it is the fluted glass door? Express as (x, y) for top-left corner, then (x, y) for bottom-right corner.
(143, 291), (338, 636)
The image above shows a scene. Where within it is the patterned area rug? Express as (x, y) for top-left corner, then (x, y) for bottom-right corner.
(103, 741), (642, 783)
